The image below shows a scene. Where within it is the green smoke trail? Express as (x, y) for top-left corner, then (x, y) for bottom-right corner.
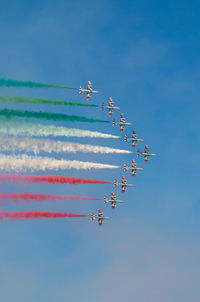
(0, 78), (76, 90)
(0, 109), (109, 124)
(0, 95), (97, 107)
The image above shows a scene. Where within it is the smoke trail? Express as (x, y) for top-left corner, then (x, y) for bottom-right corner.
(0, 136), (131, 155)
(0, 192), (98, 204)
(0, 174), (110, 184)
(0, 120), (118, 139)
(0, 109), (108, 124)
(0, 78), (75, 90)
(0, 210), (88, 221)
(0, 154), (119, 172)
(0, 95), (96, 107)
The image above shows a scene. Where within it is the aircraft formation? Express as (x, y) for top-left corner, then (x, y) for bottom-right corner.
(80, 81), (156, 225)
(0, 77), (156, 226)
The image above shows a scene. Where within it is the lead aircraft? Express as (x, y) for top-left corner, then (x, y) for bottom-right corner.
(101, 97), (120, 117)
(124, 130), (144, 148)
(114, 175), (134, 193)
(104, 192), (123, 209)
(90, 209), (110, 226)
(79, 81), (99, 100)
(137, 145), (156, 162)
(113, 113), (132, 132)
(124, 159), (143, 177)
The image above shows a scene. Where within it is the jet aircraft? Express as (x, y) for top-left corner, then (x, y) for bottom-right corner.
(114, 175), (134, 193)
(124, 130), (144, 148)
(104, 192), (123, 209)
(124, 159), (143, 177)
(90, 209), (110, 226)
(101, 97), (120, 117)
(137, 145), (156, 162)
(79, 81), (99, 100)
(113, 113), (132, 132)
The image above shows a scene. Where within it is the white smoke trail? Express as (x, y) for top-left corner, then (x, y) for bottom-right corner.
(0, 154), (119, 172)
(0, 136), (131, 155)
(0, 120), (119, 139)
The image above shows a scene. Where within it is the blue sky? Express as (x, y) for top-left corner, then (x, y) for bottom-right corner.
(0, 0), (199, 301)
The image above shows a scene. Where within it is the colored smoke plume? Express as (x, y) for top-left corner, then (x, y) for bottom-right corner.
(0, 154), (119, 172)
(0, 192), (99, 204)
(0, 136), (131, 155)
(0, 95), (96, 107)
(0, 174), (110, 185)
(0, 78), (75, 90)
(0, 109), (108, 123)
(0, 120), (118, 139)
(0, 210), (88, 221)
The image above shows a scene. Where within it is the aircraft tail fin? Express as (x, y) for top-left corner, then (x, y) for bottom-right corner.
(124, 134), (128, 142)
(91, 213), (95, 221)
(124, 164), (128, 172)
(104, 196), (108, 204)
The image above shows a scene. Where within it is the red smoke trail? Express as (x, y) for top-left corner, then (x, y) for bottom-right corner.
(0, 192), (99, 204)
(0, 210), (88, 221)
(0, 174), (110, 184)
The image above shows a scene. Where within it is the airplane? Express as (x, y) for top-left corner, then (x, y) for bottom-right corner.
(113, 113), (132, 132)
(104, 192), (123, 209)
(90, 209), (110, 226)
(124, 130), (144, 148)
(124, 159), (143, 177)
(137, 145), (157, 162)
(101, 97), (120, 117)
(114, 175), (134, 193)
(79, 81), (99, 100)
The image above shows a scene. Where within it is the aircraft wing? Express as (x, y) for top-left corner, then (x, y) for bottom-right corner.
(120, 124), (125, 132)
(131, 171), (136, 177)
(109, 97), (113, 105)
(122, 175), (126, 182)
(87, 81), (92, 90)
(131, 141), (136, 148)
(132, 159), (136, 165)
(111, 203), (116, 209)
(132, 130), (136, 138)
(111, 192), (116, 198)
(98, 219), (103, 226)
(86, 92), (91, 100)
(121, 186), (126, 193)
(98, 209), (103, 216)
(108, 108), (113, 117)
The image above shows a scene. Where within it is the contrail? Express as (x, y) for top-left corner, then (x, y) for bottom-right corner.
(0, 120), (118, 139)
(0, 210), (88, 221)
(0, 136), (131, 155)
(0, 78), (76, 90)
(0, 95), (96, 107)
(0, 154), (119, 172)
(0, 109), (108, 123)
(0, 192), (98, 204)
(0, 174), (110, 184)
